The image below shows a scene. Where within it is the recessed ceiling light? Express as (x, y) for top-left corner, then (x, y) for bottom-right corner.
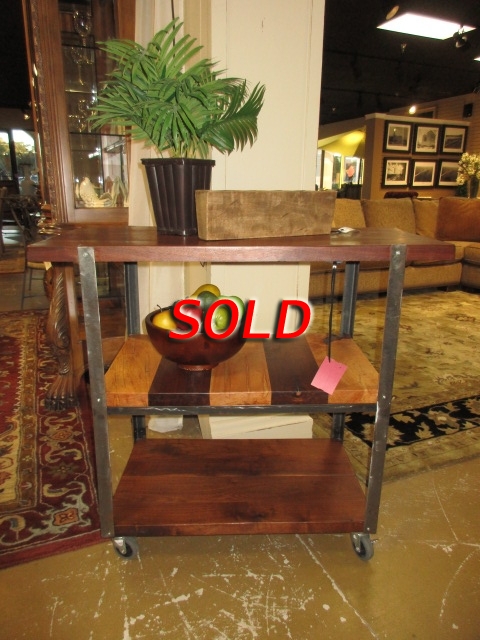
(378, 13), (475, 40)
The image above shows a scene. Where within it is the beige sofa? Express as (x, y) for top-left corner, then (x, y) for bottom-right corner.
(309, 196), (480, 299)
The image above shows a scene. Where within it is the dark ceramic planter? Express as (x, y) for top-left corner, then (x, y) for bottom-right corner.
(141, 158), (215, 235)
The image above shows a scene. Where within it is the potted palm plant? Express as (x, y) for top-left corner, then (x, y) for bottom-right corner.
(90, 18), (265, 235)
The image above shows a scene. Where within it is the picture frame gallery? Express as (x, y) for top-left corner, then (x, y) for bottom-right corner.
(382, 120), (467, 188)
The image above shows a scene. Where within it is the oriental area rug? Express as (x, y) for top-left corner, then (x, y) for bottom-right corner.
(311, 289), (480, 481)
(0, 310), (101, 569)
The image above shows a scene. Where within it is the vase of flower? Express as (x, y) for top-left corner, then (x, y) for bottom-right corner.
(457, 153), (480, 198)
(469, 177), (479, 199)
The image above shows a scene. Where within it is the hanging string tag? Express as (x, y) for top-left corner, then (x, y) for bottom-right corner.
(311, 262), (347, 394)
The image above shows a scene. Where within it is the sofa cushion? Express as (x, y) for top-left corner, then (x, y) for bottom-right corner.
(361, 198), (416, 233)
(412, 240), (466, 266)
(463, 242), (480, 265)
(332, 199), (366, 229)
(436, 197), (480, 241)
(413, 199), (439, 239)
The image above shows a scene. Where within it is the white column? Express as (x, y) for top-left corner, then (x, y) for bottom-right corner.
(195, 0), (325, 332)
(129, 0), (186, 320)
(186, 0), (325, 436)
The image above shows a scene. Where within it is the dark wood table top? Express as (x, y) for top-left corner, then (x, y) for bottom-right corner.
(27, 225), (455, 264)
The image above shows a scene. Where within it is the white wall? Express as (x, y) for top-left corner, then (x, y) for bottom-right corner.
(209, 0), (324, 191)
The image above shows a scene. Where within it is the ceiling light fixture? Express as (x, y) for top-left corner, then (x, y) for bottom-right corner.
(408, 105), (416, 115)
(383, 2), (400, 21)
(453, 29), (470, 50)
(378, 13), (475, 40)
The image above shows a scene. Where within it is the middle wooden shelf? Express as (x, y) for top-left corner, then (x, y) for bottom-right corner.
(105, 334), (379, 411)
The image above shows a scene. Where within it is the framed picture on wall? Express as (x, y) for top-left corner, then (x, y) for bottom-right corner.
(437, 160), (459, 187)
(382, 158), (410, 186)
(412, 160), (436, 187)
(384, 122), (412, 152)
(442, 126), (467, 153)
(414, 125), (440, 154)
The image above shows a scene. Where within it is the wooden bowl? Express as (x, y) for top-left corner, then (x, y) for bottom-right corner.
(145, 310), (246, 371)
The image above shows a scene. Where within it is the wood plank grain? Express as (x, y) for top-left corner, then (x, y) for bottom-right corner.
(148, 358), (212, 406)
(306, 334), (379, 404)
(209, 341), (271, 406)
(105, 335), (161, 407)
(263, 337), (329, 405)
(112, 439), (366, 536)
(27, 225), (455, 264)
(114, 438), (352, 476)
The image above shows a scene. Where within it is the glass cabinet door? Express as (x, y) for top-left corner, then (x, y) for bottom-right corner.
(59, 1), (128, 211)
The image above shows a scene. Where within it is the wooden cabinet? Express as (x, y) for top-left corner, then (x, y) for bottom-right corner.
(21, 0), (134, 409)
(23, 0), (133, 224)
(27, 226), (455, 560)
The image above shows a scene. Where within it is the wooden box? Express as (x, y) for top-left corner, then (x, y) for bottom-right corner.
(195, 190), (336, 240)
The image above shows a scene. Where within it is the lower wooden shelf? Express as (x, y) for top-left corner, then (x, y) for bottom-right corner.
(112, 438), (366, 536)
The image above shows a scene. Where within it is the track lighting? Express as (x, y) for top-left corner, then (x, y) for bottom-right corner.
(453, 29), (470, 50)
(383, 2), (400, 21)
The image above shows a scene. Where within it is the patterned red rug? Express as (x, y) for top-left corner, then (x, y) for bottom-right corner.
(0, 310), (101, 569)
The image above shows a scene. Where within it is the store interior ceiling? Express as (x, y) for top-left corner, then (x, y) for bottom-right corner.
(0, 1), (30, 112)
(2, 2), (480, 145)
(321, 0), (480, 128)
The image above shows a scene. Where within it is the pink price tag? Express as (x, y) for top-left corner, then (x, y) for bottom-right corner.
(311, 357), (347, 394)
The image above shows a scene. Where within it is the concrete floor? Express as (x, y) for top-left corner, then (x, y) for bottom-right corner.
(1, 230), (480, 639)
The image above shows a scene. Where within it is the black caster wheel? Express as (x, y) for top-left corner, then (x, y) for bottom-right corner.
(351, 532), (374, 561)
(112, 536), (139, 559)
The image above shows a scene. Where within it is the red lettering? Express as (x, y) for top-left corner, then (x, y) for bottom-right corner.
(275, 300), (312, 338)
(168, 298), (312, 341)
(242, 300), (271, 339)
(170, 300), (201, 339)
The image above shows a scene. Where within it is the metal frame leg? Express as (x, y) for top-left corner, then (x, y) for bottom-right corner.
(124, 262), (146, 440)
(332, 262), (360, 441)
(364, 244), (407, 534)
(78, 246), (115, 537)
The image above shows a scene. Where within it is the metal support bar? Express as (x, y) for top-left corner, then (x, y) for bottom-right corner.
(78, 246), (115, 538)
(123, 261), (146, 440)
(332, 262), (360, 441)
(124, 262), (140, 335)
(364, 244), (407, 534)
(340, 262), (359, 337)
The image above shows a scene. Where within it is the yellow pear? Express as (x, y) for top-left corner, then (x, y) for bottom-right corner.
(191, 283), (221, 298)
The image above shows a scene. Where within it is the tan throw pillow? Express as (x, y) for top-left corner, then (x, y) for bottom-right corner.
(361, 198), (416, 233)
(332, 199), (366, 228)
(413, 199), (439, 238)
(436, 197), (480, 241)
